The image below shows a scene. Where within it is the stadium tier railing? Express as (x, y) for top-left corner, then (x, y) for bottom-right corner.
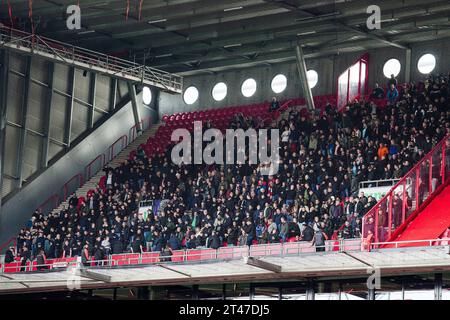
(362, 134), (450, 247)
(0, 238), (362, 272)
(3, 236), (450, 273)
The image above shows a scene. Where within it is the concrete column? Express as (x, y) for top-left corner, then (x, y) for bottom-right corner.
(306, 280), (315, 300)
(15, 56), (32, 188)
(192, 284), (199, 300)
(405, 48), (412, 83)
(367, 287), (375, 300)
(41, 62), (54, 168)
(249, 283), (255, 300)
(295, 44), (315, 111)
(435, 273), (443, 300)
(0, 49), (9, 209)
(278, 287), (283, 300)
(222, 283), (227, 300)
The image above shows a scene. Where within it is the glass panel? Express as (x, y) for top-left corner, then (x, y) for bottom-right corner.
(348, 62), (360, 102)
(376, 196), (390, 242)
(360, 62), (367, 96)
(405, 170), (417, 219)
(376, 277), (405, 300)
(431, 148), (443, 192)
(417, 159), (430, 208)
(338, 71), (348, 109)
(390, 184), (404, 231)
(403, 274), (435, 300)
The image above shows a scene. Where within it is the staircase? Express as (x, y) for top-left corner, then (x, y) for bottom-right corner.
(389, 182), (450, 246)
(49, 123), (161, 215)
(362, 134), (450, 247)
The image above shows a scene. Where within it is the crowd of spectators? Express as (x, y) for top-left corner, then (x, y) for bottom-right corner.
(10, 73), (450, 268)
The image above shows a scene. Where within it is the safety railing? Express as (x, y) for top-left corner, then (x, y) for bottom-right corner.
(0, 26), (183, 93)
(362, 134), (450, 245)
(62, 174), (84, 202)
(36, 194), (60, 216)
(359, 179), (401, 189)
(107, 135), (128, 162)
(129, 116), (152, 142)
(84, 154), (106, 182)
(0, 237), (16, 255)
(0, 239), (365, 273)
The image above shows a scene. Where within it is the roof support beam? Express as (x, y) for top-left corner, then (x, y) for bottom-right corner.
(109, 78), (117, 111)
(265, 0), (410, 50)
(0, 49), (9, 206)
(15, 56), (32, 188)
(64, 67), (75, 147)
(127, 83), (142, 134)
(40, 61), (54, 169)
(295, 44), (315, 111)
(88, 72), (97, 129)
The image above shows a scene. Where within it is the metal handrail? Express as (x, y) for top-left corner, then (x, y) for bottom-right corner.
(62, 174), (84, 201)
(108, 135), (128, 162)
(3, 236), (450, 274)
(36, 194), (60, 216)
(84, 154), (106, 181)
(0, 26), (183, 92)
(362, 134), (450, 243)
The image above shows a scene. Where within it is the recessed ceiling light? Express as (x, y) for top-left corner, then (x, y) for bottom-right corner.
(223, 43), (242, 48)
(77, 30), (95, 35)
(297, 31), (316, 36)
(224, 6), (243, 12)
(148, 19), (167, 24)
(154, 53), (173, 58)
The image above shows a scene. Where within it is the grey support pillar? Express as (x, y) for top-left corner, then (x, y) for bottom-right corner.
(41, 62), (54, 168)
(435, 273), (443, 300)
(367, 286), (375, 300)
(15, 56), (32, 188)
(88, 72), (97, 129)
(249, 283), (255, 300)
(295, 44), (315, 111)
(278, 287), (283, 300)
(127, 82), (142, 133)
(192, 284), (199, 300)
(0, 49), (9, 206)
(109, 78), (117, 111)
(306, 280), (315, 300)
(405, 48), (412, 83)
(222, 283), (227, 300)
(64, 67), (76, 147)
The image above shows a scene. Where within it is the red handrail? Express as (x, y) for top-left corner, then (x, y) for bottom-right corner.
(362, 133), (450, 245)
(108, 135), (128, 161)
(84, 154), (106, 181)
(129, 116), (152, 142)
(62, 174), (84, 201)
(37, 194), (60, 215)
(0, 237), (16, 253)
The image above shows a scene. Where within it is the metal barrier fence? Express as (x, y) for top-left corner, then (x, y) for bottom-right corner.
(0, 239), (364, 273)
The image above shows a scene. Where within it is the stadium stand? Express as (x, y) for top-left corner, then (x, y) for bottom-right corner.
(3, 72), (448, 272)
